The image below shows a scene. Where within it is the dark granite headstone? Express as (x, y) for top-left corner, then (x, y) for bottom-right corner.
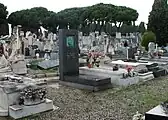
(25, 48), (30, 56)
(59, 29), (79, 81)
(127, 47), (137, 59)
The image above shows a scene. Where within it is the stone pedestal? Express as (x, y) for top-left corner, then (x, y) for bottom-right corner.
(11, 61), (27, 75)
(138, 72), (154, 81)
(0, 75), (54, 119)
(146, 64), (167, 78)
(80, 66), (154, 87)
(80, 67), (138, 86)
(9, 99), (54, 119)
(61, 74), (111, 91)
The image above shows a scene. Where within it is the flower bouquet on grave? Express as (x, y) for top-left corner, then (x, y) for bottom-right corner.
(87, 63), (92, 68)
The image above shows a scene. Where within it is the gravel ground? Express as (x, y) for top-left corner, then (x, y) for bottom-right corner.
(1, 76), (168, 120)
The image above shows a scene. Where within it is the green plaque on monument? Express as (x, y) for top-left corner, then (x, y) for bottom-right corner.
(66, 36), (75, 48)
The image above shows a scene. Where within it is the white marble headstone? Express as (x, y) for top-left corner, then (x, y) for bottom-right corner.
(44, 41), (52, 51)
(116, 32), (121, 39)
(26, 31), (31, 39)
(28, 35), (33, 46)
(148, 42), (155, 52)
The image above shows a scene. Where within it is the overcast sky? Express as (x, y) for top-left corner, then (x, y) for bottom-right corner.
(1, 0), (154, 24)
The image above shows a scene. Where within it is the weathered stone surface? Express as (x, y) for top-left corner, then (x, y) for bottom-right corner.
(11, 61), (27, 75)
(38, 60), (59, 69)
(30, 75), (36, 78)
(9, 99), (54, 119)
(0, 55), (9, 69)
(45, 73), (58, 77)
(50, 52), (58, 60)
(36, 74), (45, 78)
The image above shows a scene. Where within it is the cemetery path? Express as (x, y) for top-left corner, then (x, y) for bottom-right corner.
(1, 76), (168, 120)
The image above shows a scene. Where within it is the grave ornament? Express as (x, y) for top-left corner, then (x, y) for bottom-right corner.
(148, 42), (155, 59)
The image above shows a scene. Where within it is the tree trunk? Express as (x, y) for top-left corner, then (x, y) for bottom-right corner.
(115, 22), (122, 32)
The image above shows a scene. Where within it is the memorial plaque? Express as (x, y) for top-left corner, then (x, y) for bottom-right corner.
(66, 36), (75, 48)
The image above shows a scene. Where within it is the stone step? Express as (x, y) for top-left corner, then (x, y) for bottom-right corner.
(0, 106), (8, 117)
(35, 76), (59, 84)
(29, 72), (59, 78)
(9, 99), (55, 119)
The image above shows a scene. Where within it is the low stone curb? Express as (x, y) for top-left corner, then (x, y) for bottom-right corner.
(35, 77), (60, 84)
(29, 72), (59, 79)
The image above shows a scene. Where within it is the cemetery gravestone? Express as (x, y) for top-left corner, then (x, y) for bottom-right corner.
(59, 29), (111, 91)
(116, 32), (121, 39)
(127, 47), (138, 59)
(59, 29), (79, 81)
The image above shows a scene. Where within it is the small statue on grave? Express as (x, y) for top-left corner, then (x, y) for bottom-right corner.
(148, 42), (155, 59)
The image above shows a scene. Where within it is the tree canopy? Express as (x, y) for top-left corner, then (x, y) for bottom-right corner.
(138, 22), (146, 34)
(7, 3), (139, 34)
(141, 31), (156, 50)
(8, 7), (52, 34)
(80, 3), (138, 33)
(0, 3), (9, 35)
(148, 0), (168, 46)
(0, 3), (8, 23)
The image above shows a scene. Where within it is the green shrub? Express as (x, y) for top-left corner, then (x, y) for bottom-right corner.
(141, 31), (156, 50)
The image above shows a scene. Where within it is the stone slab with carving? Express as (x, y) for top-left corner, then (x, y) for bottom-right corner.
(0, 75), (55, 119)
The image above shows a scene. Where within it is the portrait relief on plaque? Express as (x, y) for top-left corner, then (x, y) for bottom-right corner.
(66, 36), (75, 48)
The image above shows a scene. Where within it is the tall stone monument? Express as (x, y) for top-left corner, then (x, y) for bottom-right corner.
(59, 29), (79, 81)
